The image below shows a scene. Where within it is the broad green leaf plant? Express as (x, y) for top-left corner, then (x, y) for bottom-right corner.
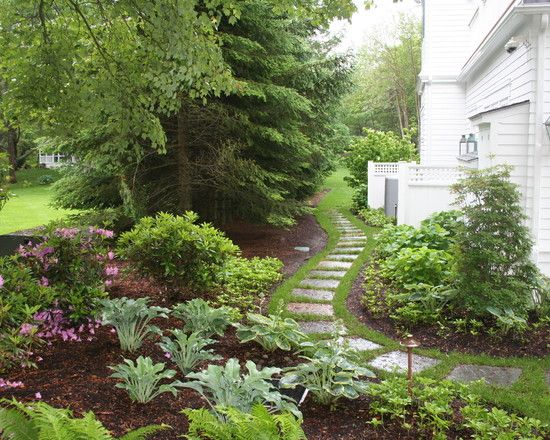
(109, 356), (184, 404)
(172, 299), (232, 338)
(157, 330), (221, 375)
(234, 309), (305, 352)
(183, 358), (300, 419)
(99, 297), (169, 352)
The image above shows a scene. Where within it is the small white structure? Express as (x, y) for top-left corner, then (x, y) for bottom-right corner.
(369, 0), (550, 276)
(38, 152), (74, 168)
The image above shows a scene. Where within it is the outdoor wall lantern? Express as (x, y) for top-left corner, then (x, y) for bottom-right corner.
(545, 116), (550, 141)
(466, 133), (478, 153)
(459, 134), (467, 156)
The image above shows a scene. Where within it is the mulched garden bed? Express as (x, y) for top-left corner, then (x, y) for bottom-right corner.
(348, 262), (550, 358)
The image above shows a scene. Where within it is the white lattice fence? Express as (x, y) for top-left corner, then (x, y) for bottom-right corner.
(408, 165), (464, 185)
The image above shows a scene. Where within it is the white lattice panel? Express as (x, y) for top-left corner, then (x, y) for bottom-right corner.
(373, 163), (399, 176)
(408, 166), (463, 184)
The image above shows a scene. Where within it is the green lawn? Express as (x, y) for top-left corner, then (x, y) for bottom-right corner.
(0, 168), (73, 234)
(270, 166), (550, 423)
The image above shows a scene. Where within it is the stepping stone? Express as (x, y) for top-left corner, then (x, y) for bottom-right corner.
(369, 351), (440, 373)
(340, 236), (366, 241)
(300, 278), (340, 289)
(298, 321), (337, 334)
(326, 254), (359, 261)
(309, 270), (347, 279)
(294, 246), (310, 252)
(318, 261), (353, 270)
(447, 365), (522, 387)
(340, 337), (381, 351)
(288, 303), (334, 316)
(334, 247), (364, 253)
(546, 370), (550, 386)
(291, 288), (334, 301)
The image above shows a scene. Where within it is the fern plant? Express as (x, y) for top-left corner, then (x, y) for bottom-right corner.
(157, 330), (222, 375)
(172, 299), (232, 338)
(183, 358), (300, 419)
(0, 398), (167, 439)
(109, 356), (184, 403)
(234, 310), (305, 352)
(99, 297), (170, 352)
(183, 404), (307, 440)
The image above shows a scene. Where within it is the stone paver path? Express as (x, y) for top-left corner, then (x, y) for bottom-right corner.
(369, 351), (440, 373)
(447, 365), (522, 387)
(286, 210), (528, 390)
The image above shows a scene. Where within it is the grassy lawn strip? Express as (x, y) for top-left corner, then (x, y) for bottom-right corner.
(0, 168), (73, 234)
(270, 166), (550, 423)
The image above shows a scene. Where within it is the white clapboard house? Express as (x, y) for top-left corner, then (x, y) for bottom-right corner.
(368, 0), (550, 276)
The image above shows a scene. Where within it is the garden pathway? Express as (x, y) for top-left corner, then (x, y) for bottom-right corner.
(285, 211), (526, 387)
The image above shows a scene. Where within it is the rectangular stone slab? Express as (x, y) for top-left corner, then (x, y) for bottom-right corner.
(334, 247), (364, 253)
(340, 337), (382, 351)
(287, 302), (334, 316)
(291, 288), (334, 301)
(369, 351), (440, 373)
(297, 321), (337, 334)
(299, 278), (340, 289)
(326, 254), (359, 261)
(309, 270), (347, 279)
(318, 261), (353, 270)
(447, 365), (522, 387)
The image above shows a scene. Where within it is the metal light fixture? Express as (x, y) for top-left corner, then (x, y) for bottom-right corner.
(400, 334), (420, 397)
(466, 133), (478, 153)
(545, 116), (550, 140)
(459, 134), (467, 156)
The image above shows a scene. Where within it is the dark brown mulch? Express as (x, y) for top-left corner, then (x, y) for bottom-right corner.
(347, 263), (550, 358)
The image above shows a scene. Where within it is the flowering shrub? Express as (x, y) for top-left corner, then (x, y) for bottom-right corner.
(16, 225), (117, 321)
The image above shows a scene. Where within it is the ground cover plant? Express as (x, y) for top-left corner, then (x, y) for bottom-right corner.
(172, 299), (232, 338)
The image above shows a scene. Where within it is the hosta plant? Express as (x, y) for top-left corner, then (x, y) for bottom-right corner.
(0, 398), (167, 439)
(183, 358), (299, 419)
(100, 297), (169, 352)
(281, 337), (375, 406)
(183, 404), (306, 440)
(109, 356), (184, 404)
(234, 309), (305, 352)
(157, 330), (221, 375)
(172, 299), (232, 338)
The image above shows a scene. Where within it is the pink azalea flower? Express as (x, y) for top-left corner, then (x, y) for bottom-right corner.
(0, 275), (4, 288)
(164, 352), (172, 359)
(105, 279), (113, 287)
(107, 251), (115, 260)
(105, 266), (119, 277)
(40, 276), (49, 286)
(35, 392), (42, 399)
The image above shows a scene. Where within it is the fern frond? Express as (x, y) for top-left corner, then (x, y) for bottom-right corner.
(119, 424), (169, 440)
(0, 407), (39, 440)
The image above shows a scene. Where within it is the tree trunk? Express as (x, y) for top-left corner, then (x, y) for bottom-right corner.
(395, 96), (404, 137)
(176, 106), (192, 212)
(6, 126), (17, 183)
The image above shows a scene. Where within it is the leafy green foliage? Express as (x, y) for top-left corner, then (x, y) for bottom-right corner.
(158, 330), (221, 375)
(172, 299), (232, 338)
(183, 404), (306, 440)
(215, 257), (283, 316)
(117, 212), (239, 290)
(235, 310), (305, 352)
(281, 335), (375, 406)
(366, 377), (549, 440)
(381, 247), (454, 287)
(0, 398), (167, 439)
(451, 166), (543, 318)
(109, 356), (184, 404)
(345, 129), (418, 210)
(183, 358), (299, 419)
(99, 297), (169, 352)
(357, 207), (395, 227)
(0, 152), (10, 211)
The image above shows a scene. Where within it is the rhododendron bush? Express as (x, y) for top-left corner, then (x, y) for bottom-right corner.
(0, 225), (117, 373)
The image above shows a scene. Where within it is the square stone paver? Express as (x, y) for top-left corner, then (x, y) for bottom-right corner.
(309, 270), (347, 279)
(334, 247), (364, 253)
(288, 303), (334, 316)
(369, 351), (440, 373)
(340, 236), (366, 242)
(298, 321), (337, 334)
(341, 337), (381, 351)
(291, 288), (334, 301)
(326, 254), (359, 261)
(447, 365), (522, 387)
(318, 261), (353, 270)
(300, 278), (340, 289)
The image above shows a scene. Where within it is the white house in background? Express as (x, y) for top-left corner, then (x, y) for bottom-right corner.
(38, 152), (74, 168)
(368, 0), (550, 276)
